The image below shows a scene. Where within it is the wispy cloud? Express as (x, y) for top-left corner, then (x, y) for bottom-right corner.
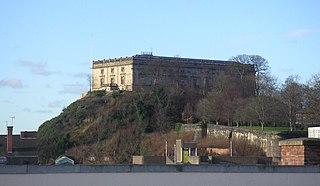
(35, 110), (54, 114)
(22, 108), (31, 112)
(48, 100), (63, 108)
(74, 73), (89, 78)
(285, 29), (315, 37)
(60, 83), (88, 94)
(0, 79), (23, 88)
(19, 60), (55, 76)
(2, 100), (14, 104)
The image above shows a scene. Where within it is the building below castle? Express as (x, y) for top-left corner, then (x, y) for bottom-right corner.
(92, 54), (255, 93)
(0, 126), (38, 165)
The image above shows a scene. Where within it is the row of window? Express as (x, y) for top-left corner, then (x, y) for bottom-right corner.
(139, 77), (202, 86)
(100, 76), (126, 86)
(101, 67), (125, 74)
(135, 68), (213, 76)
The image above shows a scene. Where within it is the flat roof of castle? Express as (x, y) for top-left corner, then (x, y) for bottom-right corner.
(93, 54), (241, 65)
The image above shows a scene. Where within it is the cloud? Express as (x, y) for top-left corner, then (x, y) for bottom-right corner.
(3, 100), (14, 104)
(0, 79), (23, 88)
(60, 83), (88, 94)
(285, 29), (315, 37)
(74, 73), (89, 78)
(35, 110), (54, 114)
(48, 100), (63, 108)
(22, 108), (31, 112)
(19, 60), (55, 76)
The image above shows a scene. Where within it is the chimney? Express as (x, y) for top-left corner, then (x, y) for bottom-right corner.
(7, 126), (13, 154)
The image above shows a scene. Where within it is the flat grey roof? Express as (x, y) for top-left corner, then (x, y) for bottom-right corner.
(1, 165), (320, 174)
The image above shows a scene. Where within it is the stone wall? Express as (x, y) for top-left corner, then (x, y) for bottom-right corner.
(92, 54), (255, 93)
(207, 125), (283, 158)
(180, 124), (205, 139)
(92, 58), (134, 91)
(181, 124), (307, 158)
(132, 156), (165, 165)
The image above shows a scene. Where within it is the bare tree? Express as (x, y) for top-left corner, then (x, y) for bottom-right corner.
(281, 75), (304, 131)
(196, 72), (252, 126)
(304, 73), (320, 125)
(259, 73), (279, 97)
(230, 54), (270, 96)
(195, 91), (223, 124)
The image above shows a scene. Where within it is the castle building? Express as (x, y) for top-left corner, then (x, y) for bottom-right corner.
(92, 53), (255, 93)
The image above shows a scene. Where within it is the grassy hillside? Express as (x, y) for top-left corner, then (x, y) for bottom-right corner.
(37, 88), (199, 164)
(38, 87), (268, 164)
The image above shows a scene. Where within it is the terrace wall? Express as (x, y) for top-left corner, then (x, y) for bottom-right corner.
(181, 124), (307, 158)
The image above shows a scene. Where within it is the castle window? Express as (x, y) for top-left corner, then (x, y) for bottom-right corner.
(193, 79), (198, 88)
(121, 76), (125, 85)
(121, 67), (125, 72)
(101, 69), (104, 74)
(110, 77), (115, 84)
(111, 68), (114, 73)
(100, 78), (105, 86)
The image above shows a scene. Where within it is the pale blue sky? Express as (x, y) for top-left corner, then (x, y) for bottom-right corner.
(0, 0), (319, 134)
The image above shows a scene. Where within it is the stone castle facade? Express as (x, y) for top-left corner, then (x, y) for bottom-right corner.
(92, 54), (255, 92)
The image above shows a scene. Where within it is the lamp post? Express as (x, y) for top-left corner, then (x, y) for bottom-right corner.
(10, 116), (15, 126)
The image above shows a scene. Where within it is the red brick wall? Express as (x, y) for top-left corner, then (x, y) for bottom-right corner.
(7, 126), (13, 154)
(281, 146), (304, 165)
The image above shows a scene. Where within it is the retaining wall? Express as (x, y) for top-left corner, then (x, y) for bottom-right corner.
(181, 124), (307, 158)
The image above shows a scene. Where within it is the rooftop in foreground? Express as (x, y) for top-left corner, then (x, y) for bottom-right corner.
(1, 164), (320, 174)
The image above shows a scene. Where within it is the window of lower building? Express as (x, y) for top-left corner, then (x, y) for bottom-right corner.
(190, 148), (196, 156)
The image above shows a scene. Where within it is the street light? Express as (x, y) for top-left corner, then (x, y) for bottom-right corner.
(10, 116), (15, 126)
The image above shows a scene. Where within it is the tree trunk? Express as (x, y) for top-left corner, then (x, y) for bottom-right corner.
(289, 121), (293, 132)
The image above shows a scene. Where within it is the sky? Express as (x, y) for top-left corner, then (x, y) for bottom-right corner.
(0, 0), (319, 134)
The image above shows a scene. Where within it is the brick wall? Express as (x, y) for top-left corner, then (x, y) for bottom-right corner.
(280, 146), (305, 165)
(279, 138), (320, 166)
(7, 126), (13, 154)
